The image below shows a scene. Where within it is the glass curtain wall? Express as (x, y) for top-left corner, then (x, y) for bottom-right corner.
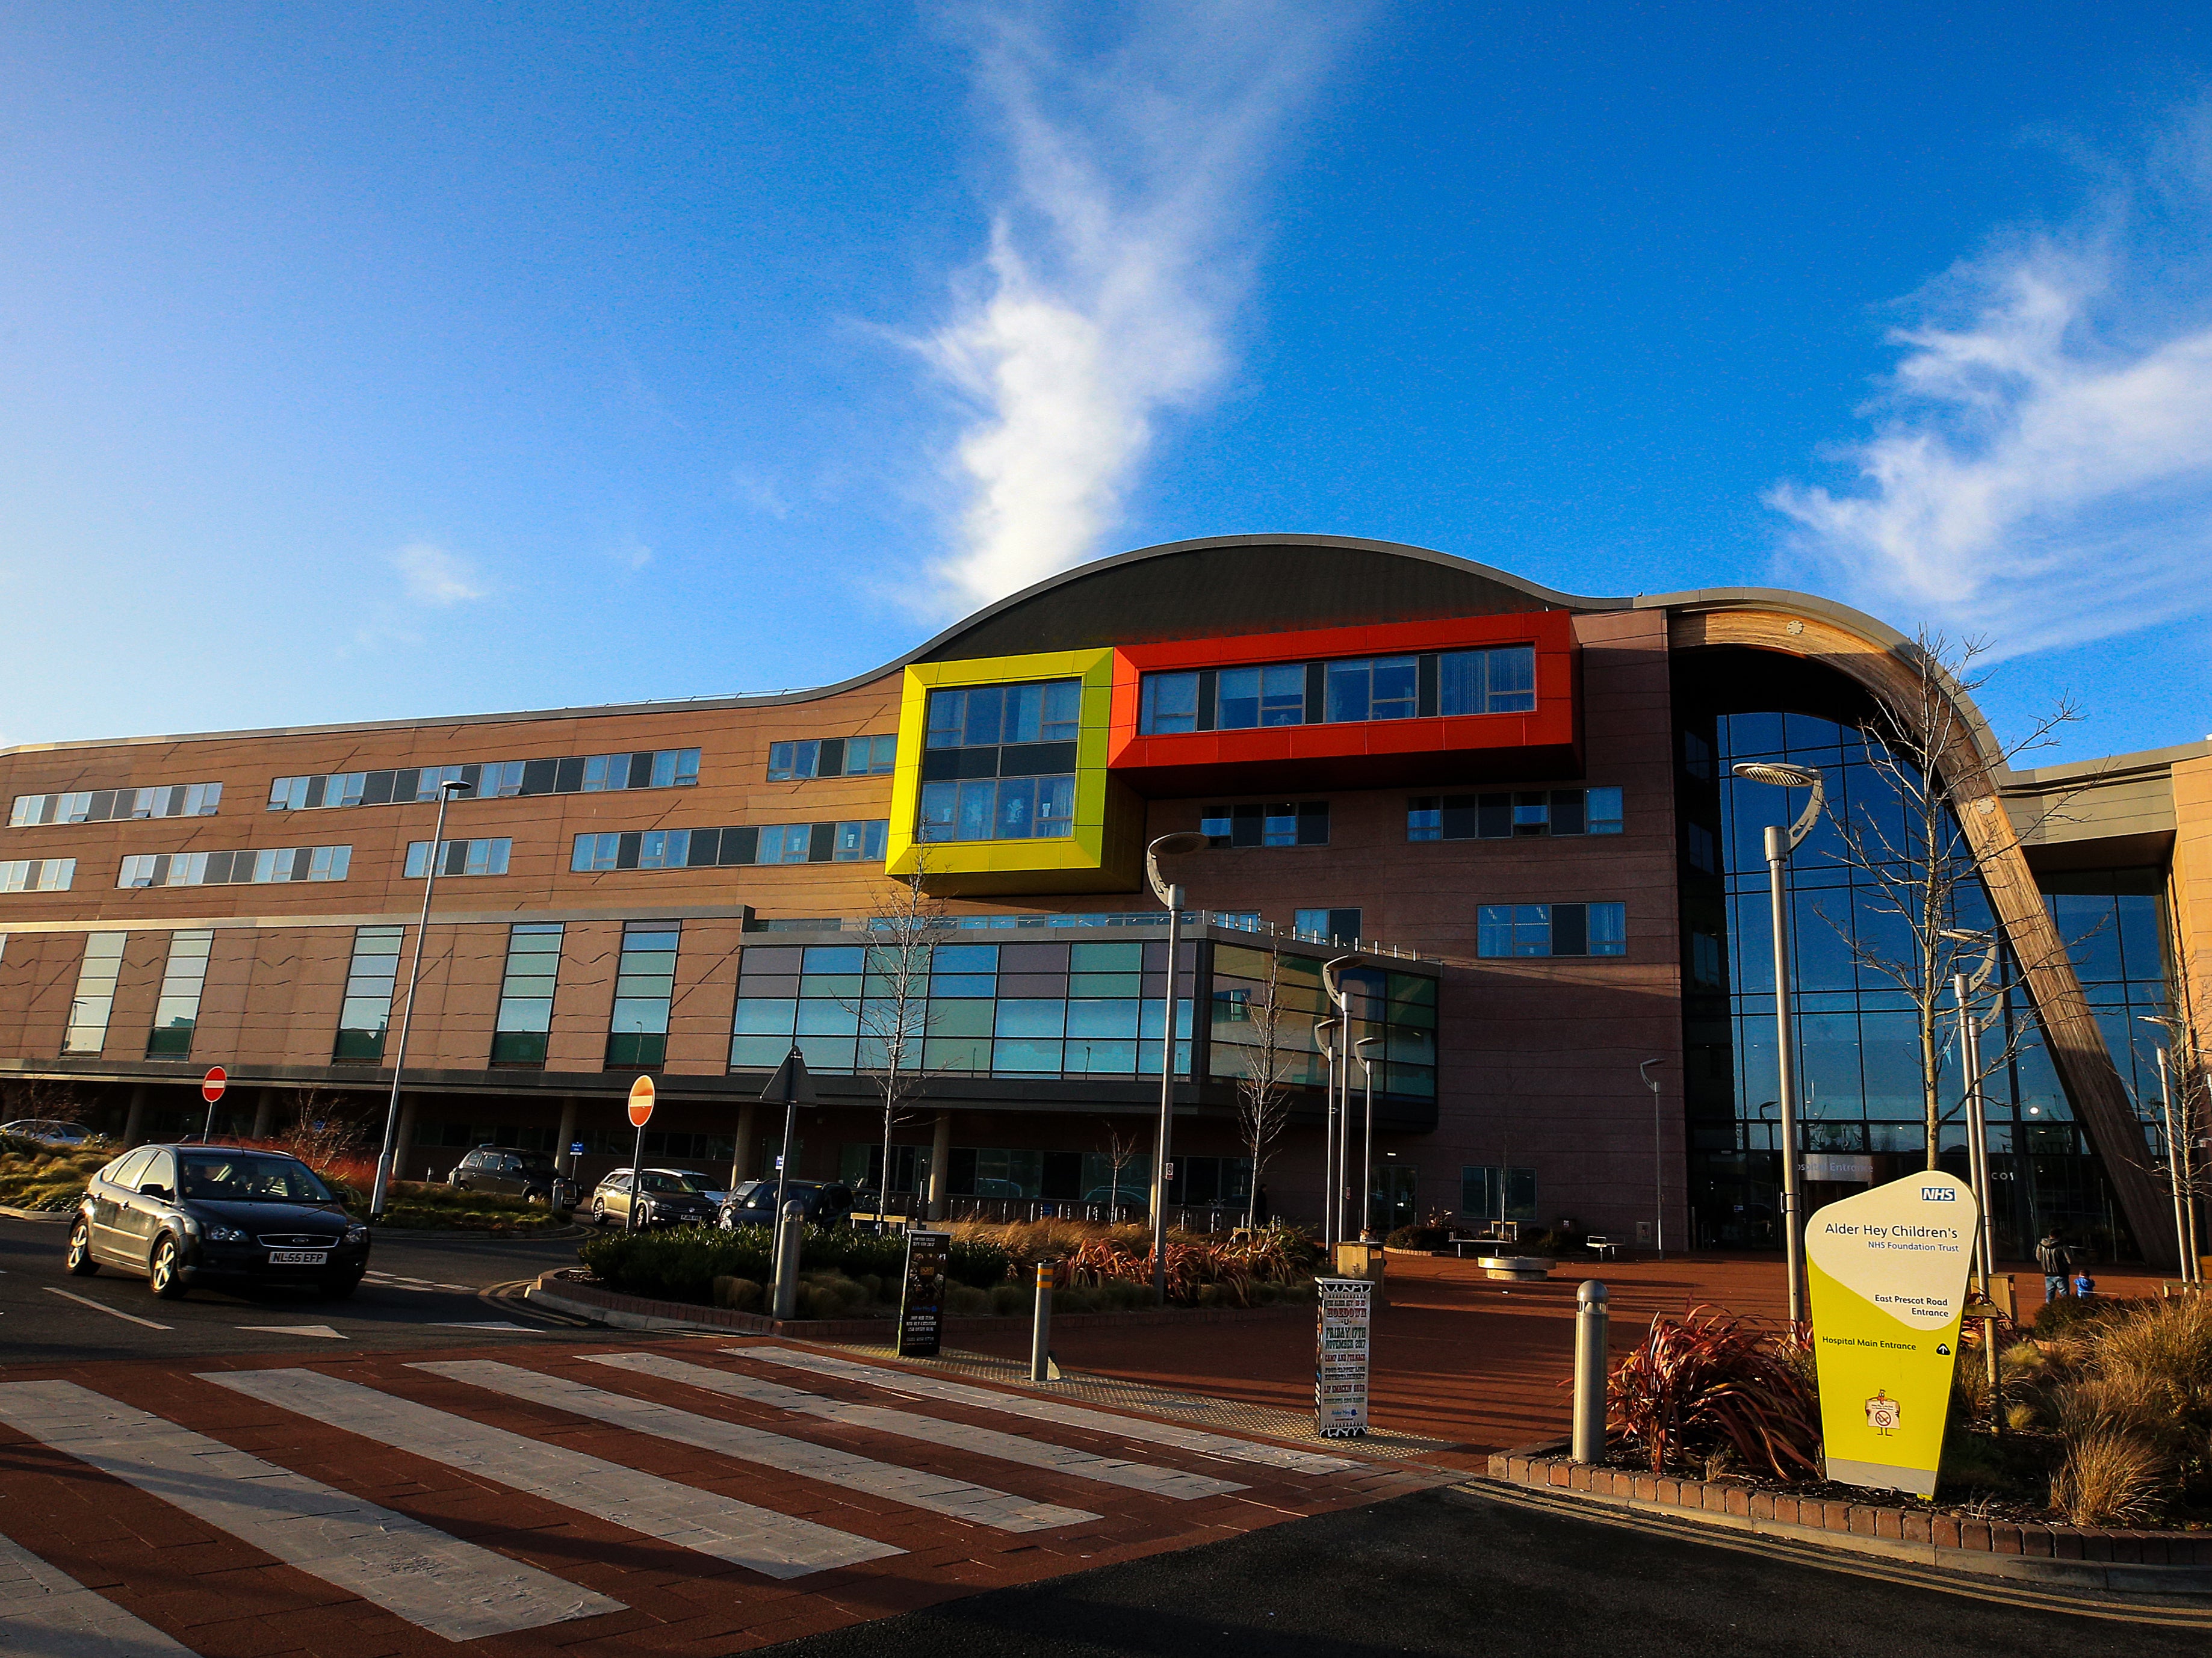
(1206, 944), (1438, 1101)
(145, 930), (214, 1057)
(1681, 708), (2151, 1257)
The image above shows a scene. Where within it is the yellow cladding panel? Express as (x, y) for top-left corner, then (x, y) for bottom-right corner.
(885, 649), (1119, 883)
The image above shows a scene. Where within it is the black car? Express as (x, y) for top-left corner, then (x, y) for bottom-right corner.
(67, 1144), (369, 1301)
(587, 1167), (723, 1230)
(448, 1145), (559, 1201)
(717, 1178), (855, 1230)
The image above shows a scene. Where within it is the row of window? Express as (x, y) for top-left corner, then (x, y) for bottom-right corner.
(0, 859), (75, 894)
(119, 846), (352, 888)
(1408, 787), (1622, 840)
(917, 776), (1074, 843)
(926, 682), (1083, 750)
(571, 821), (890, 872)
(1477, 902), (1626, 957)
(1201, 802), (1330, 849)
(1138, 645), (1537, 735)
(766, 736), (897, 781)
(268, 748), (701, 811)
(404, 838), (513, 879)
(11, 783), (222, 827)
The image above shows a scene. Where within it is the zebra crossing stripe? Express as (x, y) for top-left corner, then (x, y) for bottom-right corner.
(205, 1368), (902, 1579)
(746, 1346), (1355, 1474)
(593, 1352), (1244, 1500)
(0, 1529), (195, 1657)
(0, 1381), (619, 1641)
(414, 1359), (1100, 1533)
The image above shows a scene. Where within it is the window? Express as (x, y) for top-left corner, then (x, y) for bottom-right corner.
(0, 859), (74, 893)
(11, 782), (221, 827)
(1476, 902), (1627, 958)
(1691, 930), (1723, 991)
(146, 930), (214, 1057)
(1293, 908), (1363, 944)
(1438, 645), (1537, 715)
(491, 923), (563, 1065)
(119, 846), (350, 888)
(1687, 822), (1717, 874)
(569, 821), (890, 871)
(1461, 1165), (1537, 1222)
(917, 776), (1077, 843)
(334, 925), (404, 1062)
(925, 681), (1080, 749)
(766, 735), (896, 781)
(1406, 787), (1622, 841)
(607, 922), (678, 1068)
(1200, 801), (1328, 849)
(1208, 944), (1438, 1100)
(404, 838), (512, 879)
(1216, 664), (1307, 729)
(917, 680), (1081, 844)
(1325, 655), (1419, 723)
(268, 749), (699, 811)
(1139, 673), (1200, 735)
(61, 933), (126, 1055)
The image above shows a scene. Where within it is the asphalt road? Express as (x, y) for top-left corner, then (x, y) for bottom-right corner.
(776, 1486), (2212, 1658)
(0, 1211), (609, 1361)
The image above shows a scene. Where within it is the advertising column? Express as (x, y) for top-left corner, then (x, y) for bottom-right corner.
(1805, 1171), (1978, 1496)
(898, 1230), (950, 1358)
(1315, 1276), (1372, 1438)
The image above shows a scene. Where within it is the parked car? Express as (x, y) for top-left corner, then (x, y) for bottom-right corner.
(587, 1167), (723, 1230)
(448, 1146), (559, 1201)
(67, 1143), (368, 1300)
(2, 1118), (95, 1149)
(717, 1178), (855, 1229)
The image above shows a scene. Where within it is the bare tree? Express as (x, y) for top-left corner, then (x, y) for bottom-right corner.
(1098, 1120), (1145, 1219)
(1820, 629), (2085, 1169)
(846, 852), (941, 1233)
(275, 1086), (366, 1174)
(0, 1077), (88, 1127)
(1229, 947), (1295, 1227)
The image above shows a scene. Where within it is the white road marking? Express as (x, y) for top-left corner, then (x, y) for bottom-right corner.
(431, 1322), (533, 1332)
(40, 1289), (169, 1331)
(0, 1381), (618, 1640)
(362, 1272), (477, 1293)
(747, 1347), (1355, 1476)
(608, 1352), (1242, 1500)
(0, 1528), (196, 1656)
(424, 1360), (1098, 1533)
(206, 1368), (900, 1579)
(237, 1325), (347, 1339)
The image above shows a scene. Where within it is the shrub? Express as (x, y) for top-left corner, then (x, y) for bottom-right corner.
(712, 1276), (763, 1311)
(1608, 1305), (1822, 1481)
(1386, 1223), (1452, 1250)
(2051, 1429), (2167, 1526)
(581, 1222), (1008, 1305)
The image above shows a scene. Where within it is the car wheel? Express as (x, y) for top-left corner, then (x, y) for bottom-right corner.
(592, 1199), (609, 1227)
(148, 1234), (188, 1300)
(320, 1272), (362, 1301)
(65, 1220), (99, 1276)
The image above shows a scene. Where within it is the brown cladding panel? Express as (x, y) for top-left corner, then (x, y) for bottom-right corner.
(545, 920), (622, 1073)
(667, 918), (746, 1075)
(101, 932), (171, 1063)
(409, 923), (515, 1072)
(186, 927), (257, 1069)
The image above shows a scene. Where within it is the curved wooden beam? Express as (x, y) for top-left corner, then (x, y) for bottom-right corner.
(1671, 605), (2174, 1268)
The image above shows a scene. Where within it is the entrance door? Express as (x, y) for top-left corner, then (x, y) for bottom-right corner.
(1374, 1166), (1417, 1233)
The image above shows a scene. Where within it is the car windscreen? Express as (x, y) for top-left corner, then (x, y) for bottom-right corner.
(639, 1171), (710, 1195)
(179, 1154), (335, 1204)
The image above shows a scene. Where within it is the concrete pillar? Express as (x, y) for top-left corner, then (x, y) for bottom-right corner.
(122, 1084), (149, 1148)
(250, 1088), (276, 1141)
(555, 1097), (580, 1175)
(395, 1094), (421, 1184)
(926, 1109), (953, 1221)
(732, 1100), (757, 1190)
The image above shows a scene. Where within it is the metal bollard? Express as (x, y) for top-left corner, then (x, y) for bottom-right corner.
(1029, 1260), (1055, 1382)
(772, 1200), (805, 1322)
(1572, 1279), (1609, 1465)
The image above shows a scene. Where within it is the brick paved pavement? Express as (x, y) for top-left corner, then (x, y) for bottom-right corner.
(0, 1335), (1446, 1656)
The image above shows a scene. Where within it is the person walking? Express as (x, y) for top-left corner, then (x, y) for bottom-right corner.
(2037, 1230), (2070, 1305)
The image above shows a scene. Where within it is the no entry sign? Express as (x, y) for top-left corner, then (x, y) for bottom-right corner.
(627, 1075), (655, 1127)
(200, 1066), (227, 1104)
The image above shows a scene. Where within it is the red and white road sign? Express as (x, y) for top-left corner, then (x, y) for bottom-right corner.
(627, 1074), (655, 1128)
(200, 1066), (227, 1104)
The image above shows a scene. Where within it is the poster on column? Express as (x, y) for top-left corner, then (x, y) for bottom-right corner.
(1315, 1276), (1372, 1438)
(1805, 1171), (1978, 1497)
(897, 1230), (950, 1358)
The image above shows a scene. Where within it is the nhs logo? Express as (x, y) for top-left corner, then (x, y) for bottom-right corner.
(1921, 1186), (1957, 1202)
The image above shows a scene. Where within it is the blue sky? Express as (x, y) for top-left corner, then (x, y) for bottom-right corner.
(4, 2), (2210, 764)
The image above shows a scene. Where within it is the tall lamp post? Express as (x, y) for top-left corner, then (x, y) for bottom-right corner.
(2140, 1020), (2197, 1284)
(1314, 1016), (1340, 1248)
(1145, 831), (1209, 1305)
(1939, 929), (2001, 1294)
(1320, 957), (1357, 1248)
(1730, 760), (1825, 1325)
(1354, 1035), (1383, 1241)
(1638, 1058), (1665, 1258)
(370, 777), (469, 1220)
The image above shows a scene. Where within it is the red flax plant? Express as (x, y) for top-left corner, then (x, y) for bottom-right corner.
(1607, 1305), (1823, 1480)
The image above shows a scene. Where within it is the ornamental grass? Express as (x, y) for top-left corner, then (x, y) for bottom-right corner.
(1606, 1304), (1823, 1482)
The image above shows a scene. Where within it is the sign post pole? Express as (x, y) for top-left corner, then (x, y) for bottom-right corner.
(624, 1075), (655, 1236)
(761, 1047), (816, 1282)
(199, 1066), (228, 1143)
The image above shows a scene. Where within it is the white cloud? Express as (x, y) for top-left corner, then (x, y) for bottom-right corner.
(392, 540), (486, 606)
(917, 2), (1354, 613)
(1770, 103), (2212, 658)
(610, 534), (653, 570)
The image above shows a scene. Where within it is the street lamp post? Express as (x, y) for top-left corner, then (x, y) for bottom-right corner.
(1939, 929), (2001, 1296)
(2142, 1027), (2193, 1284)
(1730, 760), (1825, 1326)
(1354, 1035), (1382, 1241)
(1313, 1017), (1340, 1248)
(1145, 831), (1209, 1305)
(1639, 1058), (1665, 1258)
(1321, 957), (1356, 1248)
(370, 778), (469, 1220)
